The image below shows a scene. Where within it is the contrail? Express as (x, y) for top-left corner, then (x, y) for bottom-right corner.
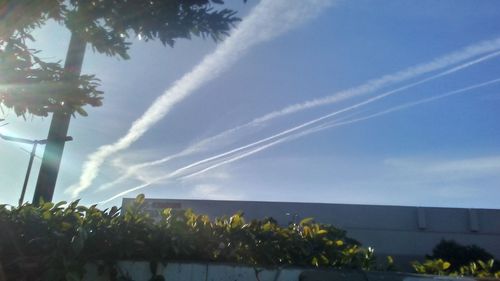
(98, 77), (500, 205)
(98, 39), (500, 191)
(181, 77), (500, 179)
(301, 77), (500, 137)
(96, 154), (179, 191)
(97, 51), (500, 191)
(96, 128), (241, 191)
(252, 37), (500, 123)
(68, 0), (333, 198)
(97, 110), (361, 192)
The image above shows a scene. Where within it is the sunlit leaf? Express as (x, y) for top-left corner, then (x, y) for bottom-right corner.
(443, 261), (451, 270)
(300, 217), (314, 225)
(135, 193), (145, 205)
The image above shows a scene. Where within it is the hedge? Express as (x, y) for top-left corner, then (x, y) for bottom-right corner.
(0, 194), (379, 280)
(0, 194), (498, 280)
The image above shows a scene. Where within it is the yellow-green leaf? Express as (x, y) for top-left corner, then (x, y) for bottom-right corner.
(135, 193), (145, 205)
(42, 211), (52, 220)
(262, 221), (272, 232)
(61, 222), (72, 231)
(311, 257), (319, 267)
(163, 208), (172, 217)
(74, 106), (88, 117)
(230, 213), (244, 228)
(303, 226), (312, 238)
(387, 256), (394, 265)
(443, 262), (451, 270)
(300, 217), (314, 225)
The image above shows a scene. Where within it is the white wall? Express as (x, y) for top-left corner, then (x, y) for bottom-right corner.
(83, 262), (476, 281)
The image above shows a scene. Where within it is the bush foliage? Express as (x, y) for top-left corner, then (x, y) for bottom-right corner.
(412, 239), (500, 279)
(1, 194), (499, 280)
(413, 258), (500, 279)
(427, 239), (499, 271)
(0, 194), (377, 280)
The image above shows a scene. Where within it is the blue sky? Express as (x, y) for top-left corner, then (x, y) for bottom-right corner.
(1, 0), (499, 209)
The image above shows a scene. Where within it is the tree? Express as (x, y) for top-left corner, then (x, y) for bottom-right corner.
(427, 240), (499, 271)
(0, 0), (241, 204)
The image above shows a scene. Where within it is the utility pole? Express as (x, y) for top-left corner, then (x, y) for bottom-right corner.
(20, 141), (39, 206)
(33, 33), (86, 205)
(0, 133), (72, 206)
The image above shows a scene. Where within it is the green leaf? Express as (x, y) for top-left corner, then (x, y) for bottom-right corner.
(262, 221), (272, 232)
(229, 213), (244, 228)
(443, 261), (451, 270)
(387, 255), (394, 265)
(74, 106), (88, 116)
(61, 222), (73, 231)
(42, 210), (52, 220)
(135, 193), (146, 205)
(54, 201), (67, 209)
(300, 217), (314, 225)
(162, 208), (172, 217)
(311, 257), (319, 267)
(69, 200), (81, 209)
(42, 202), (54, 211)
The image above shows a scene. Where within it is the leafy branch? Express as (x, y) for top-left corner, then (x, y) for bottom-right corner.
(0, 0), (241, 117)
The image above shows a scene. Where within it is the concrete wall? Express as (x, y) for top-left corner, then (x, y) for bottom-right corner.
(83, 262), (303, 281)
(122, 198), (500, 266)
(83, 262), (478, 281)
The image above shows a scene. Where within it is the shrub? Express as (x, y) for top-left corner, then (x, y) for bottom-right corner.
(412, 258), (500, 279)
(0, 194), (376, 280)
(412, 240), (500, 278)
(427, 239), (498, 271)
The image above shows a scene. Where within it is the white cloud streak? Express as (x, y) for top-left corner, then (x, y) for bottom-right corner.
(97, 38), (500, 192)
(96, 110), (360, 192)
(181, 77), (500, 179)
(428, 157), (500, 174)
(98, 75), (500, 205)
(302, 77), (500, 136)
(385, 156), (500, 179)
(252, 37), (500, 123)
(68, 0), (333, 198)
(97, 50), (500, 192)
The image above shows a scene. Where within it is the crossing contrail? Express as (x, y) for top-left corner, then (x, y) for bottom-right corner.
(98, 77), (500, 205)
(252, 38), (500, 124)
(180, 77), (500, 179)
(296, 77), (500, 141)
(68, 0), (333, 199)
(96, 50), (500, 191)
(97, 111), (361, 192)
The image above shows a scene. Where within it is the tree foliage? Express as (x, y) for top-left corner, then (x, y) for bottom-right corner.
(427, 239), (498, 271)
(412, 240), (500, 278)
(0, 0), (241, 117)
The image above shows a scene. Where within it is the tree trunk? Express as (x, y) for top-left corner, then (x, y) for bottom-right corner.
(33, 32), (86, 205)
